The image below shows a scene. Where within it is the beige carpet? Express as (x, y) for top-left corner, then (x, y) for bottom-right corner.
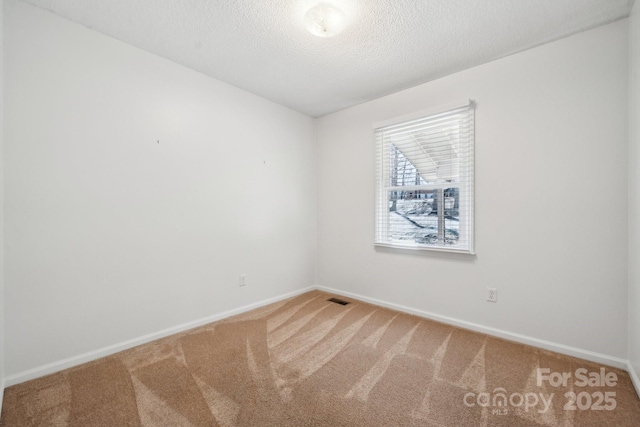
(2, 290), (639, 426)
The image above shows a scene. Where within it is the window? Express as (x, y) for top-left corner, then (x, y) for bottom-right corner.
(375, 101), (475, 254)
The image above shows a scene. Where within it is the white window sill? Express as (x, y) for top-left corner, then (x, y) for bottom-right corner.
(374, 242), (476, 256)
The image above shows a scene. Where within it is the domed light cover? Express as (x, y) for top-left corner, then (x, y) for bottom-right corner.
(304, 3), (346, 38)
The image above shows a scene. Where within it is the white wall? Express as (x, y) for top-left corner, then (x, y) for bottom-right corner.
(0, 0), (5, 410)
(629, 2), (640, 388)
(3, 0), (316, 379)
(317, 20), (629, 360)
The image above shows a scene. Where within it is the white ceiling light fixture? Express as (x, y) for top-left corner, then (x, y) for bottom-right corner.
(304, 3), (347, 38)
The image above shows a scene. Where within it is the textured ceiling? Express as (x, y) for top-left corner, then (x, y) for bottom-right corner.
(18, 0), (634, 117)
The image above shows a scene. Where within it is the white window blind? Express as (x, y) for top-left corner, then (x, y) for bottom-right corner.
(375, 101), (475, 254)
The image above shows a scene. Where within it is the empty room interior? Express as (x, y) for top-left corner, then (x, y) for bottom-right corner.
(1, 0), (640, 425)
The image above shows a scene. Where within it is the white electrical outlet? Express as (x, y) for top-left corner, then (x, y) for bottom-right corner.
(487, 287), (497, 302)
(239, 274), (246, 287)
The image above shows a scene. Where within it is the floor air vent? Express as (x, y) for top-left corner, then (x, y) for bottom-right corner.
(327, 297), (350, 306)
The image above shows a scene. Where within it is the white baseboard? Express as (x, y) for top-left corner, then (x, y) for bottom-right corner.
(316, 285), (630, 370)
(4, 286), (314, 387)
(4, 285), (634, 389)
(628, 360), (640, 398)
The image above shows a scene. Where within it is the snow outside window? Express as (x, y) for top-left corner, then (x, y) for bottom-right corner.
(375, 101), (475, 254)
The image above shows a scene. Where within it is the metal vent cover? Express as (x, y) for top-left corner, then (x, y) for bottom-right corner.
(327, 297), (350, 306)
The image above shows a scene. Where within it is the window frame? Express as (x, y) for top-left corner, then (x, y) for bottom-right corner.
(374, 100), (475, 255)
